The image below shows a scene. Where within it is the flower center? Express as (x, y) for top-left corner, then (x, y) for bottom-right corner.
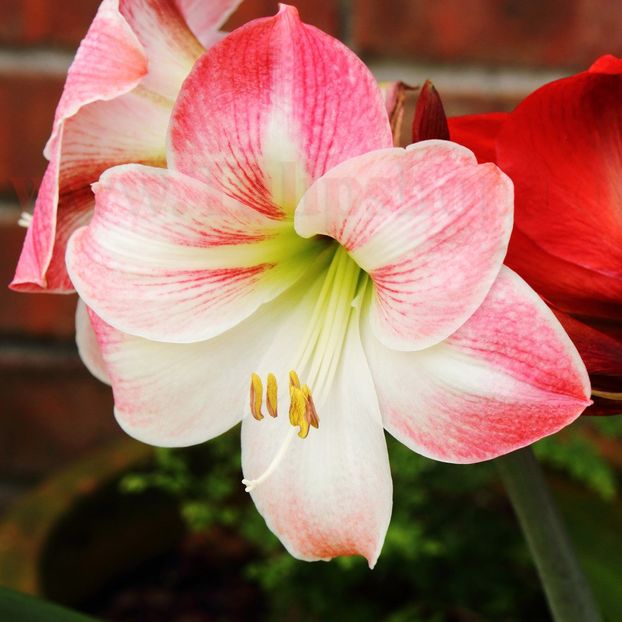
(242, 244), (364, 492)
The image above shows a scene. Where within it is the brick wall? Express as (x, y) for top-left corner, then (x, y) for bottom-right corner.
(1, 0), (620, 509)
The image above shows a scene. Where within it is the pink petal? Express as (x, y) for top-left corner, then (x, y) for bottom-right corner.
(295, 141), (514, 351)
(11, 91), (171, 293)
(46, 0), (147, 153)
(85, 267), (339, 446)
(12, 0), (216, 292)
(363, 267), (591, 463)
(119, 0), (203, 101)
(168, 4), (392, 218)
(66, 164), (313, 343)
(76, 300), (111, 385)
(242, 315), (392, 567)
(88, 309), (252, 446)
(174, 0), (243, 47)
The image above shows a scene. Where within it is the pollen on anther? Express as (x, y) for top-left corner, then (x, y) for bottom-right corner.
(289, 370), (301, 392)
(250, 373), (264, 420)
(266, 373), (278, 418)
(289, 386), (306, 429)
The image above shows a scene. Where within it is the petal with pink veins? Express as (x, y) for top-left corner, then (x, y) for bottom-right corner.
(76, 300), (111, 385)
(66, 164), (316, 343)
(12, 89), (171, 292)
(168, 4), (393, 218)
(295, 141), (514, 351)
(174, 0), (243, 48)
(13, 0), (235, 292)
(362, 267), (591, 463)
(118, 0), (203, 101)
(242, 302), (391, 568)
(86, 262), (332, 446)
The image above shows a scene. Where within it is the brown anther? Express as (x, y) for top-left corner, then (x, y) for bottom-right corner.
(266, 373), (278, 418)
(250, 373), (264, 420)
(302, 385), (319, 429)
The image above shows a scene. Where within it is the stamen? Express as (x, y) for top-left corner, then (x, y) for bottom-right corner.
(243, 371), (320, 491)
(266, 373), (278, 417)
(250, 373), (264, 420)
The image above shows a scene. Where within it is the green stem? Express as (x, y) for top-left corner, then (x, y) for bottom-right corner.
(496, 447), (601, 622)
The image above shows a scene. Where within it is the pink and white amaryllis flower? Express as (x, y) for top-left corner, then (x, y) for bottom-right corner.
(66, 6), (590, 566)
(11, 0), (241, 293)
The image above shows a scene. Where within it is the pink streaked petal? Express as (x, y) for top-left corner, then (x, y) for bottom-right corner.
(174, 0), (242, 47)
(242, 315), (392, 568)
(76, 300), (111, 385)
(168, 4), (392, 218)
(296, 141), (513, 351)
(11, 147), (65, 292)
(44, 0), (147, 159)
(89, 311), (246, 446)
(11, 90), (170, 293)
(66, 164), (312, 343)
(364, 267), (591, 464)
(87, 267), (331, 446)
(59, 89), (169, 194)
(119, 0), (203, 102)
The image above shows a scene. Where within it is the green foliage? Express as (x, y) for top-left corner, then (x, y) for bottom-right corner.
(534, 417), (622, 500)
(0, 587), (100, 622)
(121, 416), (622, 621)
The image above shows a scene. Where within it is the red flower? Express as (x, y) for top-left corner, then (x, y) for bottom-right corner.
(449, 56), (622, 414)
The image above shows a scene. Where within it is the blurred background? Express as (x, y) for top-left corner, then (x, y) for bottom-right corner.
(1, 1), (622, 620)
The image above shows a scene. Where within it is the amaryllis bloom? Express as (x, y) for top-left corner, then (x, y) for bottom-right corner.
(11, 0), (241, 293)
(449, 56), (622, 415)
(65, 6), (590, 565)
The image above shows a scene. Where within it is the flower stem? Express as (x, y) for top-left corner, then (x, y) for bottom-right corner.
(496, 446), (602, 622)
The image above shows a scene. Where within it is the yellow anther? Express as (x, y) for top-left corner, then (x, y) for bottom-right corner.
(297, 406), (310, 439)
(266, 373), (278, 418)
(250, 373), (264, 420)
(289, 386), (306, 428)
(302, 385), (319, 429)
(289, 370), (301, 393)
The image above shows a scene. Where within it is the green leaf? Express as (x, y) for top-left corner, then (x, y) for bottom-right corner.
(0, 587), (100, 622)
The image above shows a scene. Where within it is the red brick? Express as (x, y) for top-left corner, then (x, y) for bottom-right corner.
(353, 0), (622, 68)
(224, 0), (341, 37)
(0, 0), (99, 47)
(0, 220), (77, 338)
(0, 73), (63, 196)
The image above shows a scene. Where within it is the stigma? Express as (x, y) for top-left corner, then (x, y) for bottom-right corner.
(249, 370), (319, 438)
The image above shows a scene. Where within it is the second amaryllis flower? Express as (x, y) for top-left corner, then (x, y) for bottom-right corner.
(66, 6), (590, 566)
(449, 56), (622, 414)
(11, 0), (242, 293)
